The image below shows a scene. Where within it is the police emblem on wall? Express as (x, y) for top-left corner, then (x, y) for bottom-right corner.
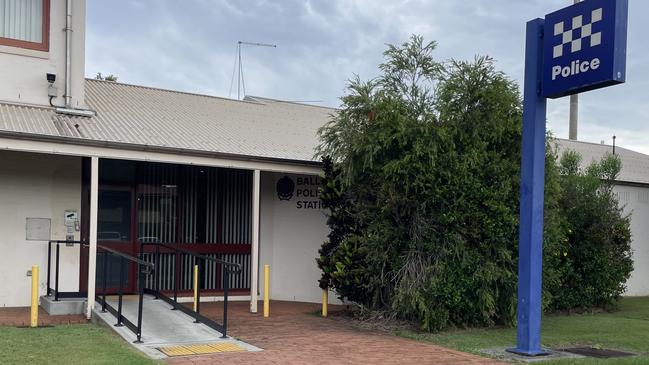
(276, 175), (295, 201)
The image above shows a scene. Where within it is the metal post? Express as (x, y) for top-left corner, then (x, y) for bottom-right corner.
(47, 241), (51, 296)
(569, 1), (581, 141)
(569, 95), (578, 140)
(222, 266), (229, 338)
(194, 260), (202, 323)
(55, 243), (60, 301)
(172, 251), (179, 307)
(263, 264), (270, 318)
(237, 42), (241, 100)
(193, 261), (198, 311)
(322, 289), (328, 318)
(192, 261), (200, 323)
(116, 257), (124, 327)
(154, 243), (160, 299)
(30, 265), (39, 328)
(101, 252), (108, 312)
(509, 18), (549, 357)
(134, 263), (144, 343)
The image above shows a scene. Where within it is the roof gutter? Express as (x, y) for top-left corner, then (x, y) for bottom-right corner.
(0, 129), (322, 168)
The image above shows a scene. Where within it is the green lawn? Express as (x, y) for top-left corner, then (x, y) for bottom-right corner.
(399, 297), (649, 364)
(0, 324), (159, 365)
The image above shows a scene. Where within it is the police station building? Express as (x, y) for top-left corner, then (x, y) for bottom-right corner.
(1, 0), (647, 321)
(0, 0), (336, 315)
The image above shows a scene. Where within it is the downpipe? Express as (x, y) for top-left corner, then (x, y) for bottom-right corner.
(64, 0), (72, 108)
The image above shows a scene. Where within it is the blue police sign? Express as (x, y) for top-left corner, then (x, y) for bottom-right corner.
(542, 0), (628, 98)
(511, 0), (628, 357)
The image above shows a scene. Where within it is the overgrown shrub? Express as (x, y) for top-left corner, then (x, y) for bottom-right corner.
(547, 150), (633, 310)
(316, 35), (634, 331)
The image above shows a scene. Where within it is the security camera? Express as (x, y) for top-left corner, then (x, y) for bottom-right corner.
(46, 73), (58, 98)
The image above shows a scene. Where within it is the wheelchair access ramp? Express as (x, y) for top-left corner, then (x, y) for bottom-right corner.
(93, 294), (260, 359)
(92, 243), (259, 359)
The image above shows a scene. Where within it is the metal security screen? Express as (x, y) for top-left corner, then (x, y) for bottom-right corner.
(134, 163), (252, 292)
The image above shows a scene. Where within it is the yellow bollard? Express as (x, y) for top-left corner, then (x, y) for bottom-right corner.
(193, 264), (198, 312)
(322, 288), (328, 318)
(263, 264), (270, 318)
(31, 265), (39, 327)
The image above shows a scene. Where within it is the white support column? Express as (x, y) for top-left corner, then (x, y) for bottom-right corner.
(85, 156), (99, 319)
(250, 169), (261, 313)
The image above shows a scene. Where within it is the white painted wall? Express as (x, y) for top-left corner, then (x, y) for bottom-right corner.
(614, 185), (649, 296)
(0, 150), (81, 307)
(0, 0), (86, 108)
(259, 171), (339, 303)
(255, 175), (649, 301)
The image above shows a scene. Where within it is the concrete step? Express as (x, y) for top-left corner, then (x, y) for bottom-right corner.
(40, 295), (86, 315)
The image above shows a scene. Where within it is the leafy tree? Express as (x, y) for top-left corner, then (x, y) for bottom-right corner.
(317, 35), (524, 330)
(95, 72), (118, 82)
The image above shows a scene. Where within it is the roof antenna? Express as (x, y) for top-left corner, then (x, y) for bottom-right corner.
(228, 41), (277, 100)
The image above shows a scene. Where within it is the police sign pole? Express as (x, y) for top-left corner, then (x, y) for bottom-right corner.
(511, 0), (628, 356)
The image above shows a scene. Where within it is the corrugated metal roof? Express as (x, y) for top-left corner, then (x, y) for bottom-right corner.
(4, 84), (647, 181)
(554, 138), (649, 185)
(0, 79), (336, 163)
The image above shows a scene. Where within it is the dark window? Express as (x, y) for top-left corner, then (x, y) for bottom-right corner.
(0, 0), (50, 51)
(98, 190), (132, 242)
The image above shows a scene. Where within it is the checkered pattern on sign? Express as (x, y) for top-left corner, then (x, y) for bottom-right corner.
(553, 7), (603, 59)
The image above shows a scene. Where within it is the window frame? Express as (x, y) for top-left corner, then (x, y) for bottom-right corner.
(0, 0), (50, 52)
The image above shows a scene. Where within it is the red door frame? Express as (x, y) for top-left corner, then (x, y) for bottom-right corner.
(79, 158), (90, 292)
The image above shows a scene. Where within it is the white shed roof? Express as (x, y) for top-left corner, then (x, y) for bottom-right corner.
(0, 79), (335, 164)
(554, 138), (649, 185)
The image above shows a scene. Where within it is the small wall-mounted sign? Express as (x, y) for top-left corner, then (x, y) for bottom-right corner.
(64, 210), (78, 225)
(26, 218), (51, 241)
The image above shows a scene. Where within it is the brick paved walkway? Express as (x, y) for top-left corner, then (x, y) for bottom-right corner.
(167, 301), (502, 365)
(0, 307), (87, 327)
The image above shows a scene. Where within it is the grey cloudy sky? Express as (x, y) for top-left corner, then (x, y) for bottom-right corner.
(86, 0), (649, 154)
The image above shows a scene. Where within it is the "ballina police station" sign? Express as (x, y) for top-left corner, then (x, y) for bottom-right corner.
(276, 175), (322, 209)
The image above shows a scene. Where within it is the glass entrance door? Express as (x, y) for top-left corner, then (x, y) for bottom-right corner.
(96, 188), (137, 293)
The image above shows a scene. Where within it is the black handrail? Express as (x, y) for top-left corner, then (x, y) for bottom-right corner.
(46, 240), (87, 301)
(44, 239), (239, 342)
(95, 244), (154, 343)
(140, 241), (241, 338)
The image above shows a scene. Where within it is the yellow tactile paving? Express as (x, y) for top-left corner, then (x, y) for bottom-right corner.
(159, 342), (246, 356)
